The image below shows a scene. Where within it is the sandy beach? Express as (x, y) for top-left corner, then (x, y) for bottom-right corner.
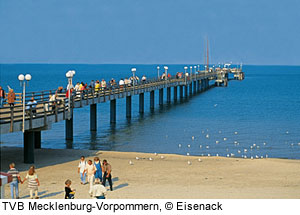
(1, 147), (300, 199)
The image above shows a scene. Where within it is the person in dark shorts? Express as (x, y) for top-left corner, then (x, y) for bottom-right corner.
(102, 160), (113, 191)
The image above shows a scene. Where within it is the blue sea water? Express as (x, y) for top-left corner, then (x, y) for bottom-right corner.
(0, 64), (300, 159)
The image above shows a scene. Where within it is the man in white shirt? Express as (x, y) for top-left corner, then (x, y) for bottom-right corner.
(91, 178), (107, 199)
(78, 156), (87, 184)
(119, 79), (124, 88)
(82, 160), (96, 195)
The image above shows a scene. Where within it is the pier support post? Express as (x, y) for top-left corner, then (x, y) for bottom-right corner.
(34, 131), (41, 149)
(189, 83), (193, 95)
(174, 86), (178, 102)
(65, 109), (73, 140)
(193, 81), (197, 94)
(159, 88), (163, 106)
(179, 86), (183, 99)
(185, 85), (188, 98)
(126, 96), (132, 119)
(167, 87), (171, 104)
(139, 93), (144, 114)
(24, 131), (35, 163)
(201, 80), (204, 91)
(110, 99), (116, 123)
(197, 80), (200, 93)
(150, 91), (155, 110)
(90, 104), (97, 131)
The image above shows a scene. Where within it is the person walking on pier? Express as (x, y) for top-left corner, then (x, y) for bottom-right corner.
(7, 89), (16, 107)
(94, 157), (102, 182)
(7, 163), (21, 199)
(119, 79), (124, 88)
(101, 79), (107, 90)
(110, 78), (116, 88)
(141, 75), (147, 83)
(0, 86), (5, 108)
(95, 80), (101, 92)
(82, 160), (96, 195)
(21, 165), (40, 199)
(78, 156), (87, 184)
(102, 159), (113, 191)
(26, 97), (37, 117)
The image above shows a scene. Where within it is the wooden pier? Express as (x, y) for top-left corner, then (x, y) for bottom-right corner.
(0, 68), (243, 163)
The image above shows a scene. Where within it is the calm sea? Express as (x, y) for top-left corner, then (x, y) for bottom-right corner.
(0, 64), (300, 159)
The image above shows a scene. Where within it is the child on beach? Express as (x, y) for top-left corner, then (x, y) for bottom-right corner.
(21, 166), (40, 199)
(65, 179), (76, 199)
(78, 156), (87, 184)
(82, 160), (96, 195)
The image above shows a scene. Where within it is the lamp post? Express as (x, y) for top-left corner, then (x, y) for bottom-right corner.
(157, 66), (160, 80)
(194, 66), (197, 78)
(184, 66), (188, 84)
(164, 66), (168, 80)
(66, 70), (75, 120)
(190, 66), (193, 80)
(18, 74), (31, 133)
(131, 68), (136, 90)
(197, 65), (200, 72)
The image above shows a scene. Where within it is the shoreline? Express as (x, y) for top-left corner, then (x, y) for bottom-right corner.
(1, 147), (300, 199)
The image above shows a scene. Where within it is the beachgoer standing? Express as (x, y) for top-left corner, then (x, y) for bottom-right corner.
(65, 179), (76, 199)
(0, 86), (5, 108)
(21, 166), (40, 199)
(94, 157), (102, 182)
(7, 89), (16, 107)
(91, 178), (107, 199)
(7, 163), (21, 199)
(82, 160), (96, 195)
(78, 156), (87, 184)
(102, 160), (113, 191)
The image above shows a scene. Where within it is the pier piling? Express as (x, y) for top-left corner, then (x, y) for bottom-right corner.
(110, 99), (116, 123)
(34, 131), (41, 149)
(159, 88), (163, 106)
(174, 86), (178, 102)
(139, 93), (144, 114)
(24, 131), (35, 164)
(167, 87), (171, 104)
(150, 91), (155, 110)
(65, 109), (73, 140)
(126, 96), (132, 119)
(90, 104), (97, 131)
(179, 86), (183, 99)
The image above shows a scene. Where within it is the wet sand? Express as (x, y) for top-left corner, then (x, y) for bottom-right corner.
(1, 147), (300, 199)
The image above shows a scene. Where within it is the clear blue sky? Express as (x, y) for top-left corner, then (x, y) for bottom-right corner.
(0, 0), (299, 65)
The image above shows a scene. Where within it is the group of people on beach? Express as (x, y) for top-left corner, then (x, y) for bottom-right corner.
(6, 156), (112, 199)
(71, 156), (113, 199)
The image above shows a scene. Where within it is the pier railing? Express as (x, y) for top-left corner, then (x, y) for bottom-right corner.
(0, 71), (217, 132)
